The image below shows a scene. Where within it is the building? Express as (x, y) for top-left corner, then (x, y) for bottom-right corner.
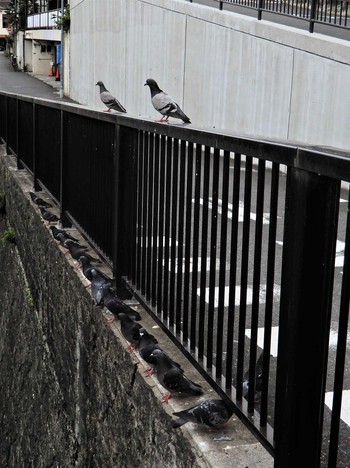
(0, 0), (10, 50)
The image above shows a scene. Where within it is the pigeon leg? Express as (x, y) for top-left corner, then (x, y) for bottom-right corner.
(161, 393), (172, 404)
(107, 316), (115, 324)
(144, 367), (154, 377)
(127, 343), (136, 352)
(103, 109), (111, 113)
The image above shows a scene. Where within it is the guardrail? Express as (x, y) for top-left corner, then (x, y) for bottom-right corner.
(189, 0), (350, 34)
(1, 91), (349, 467)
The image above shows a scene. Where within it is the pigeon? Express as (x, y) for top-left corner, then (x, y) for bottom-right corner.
(172, 399), (234, 429)
(101, 286), (141, 322)
(50, 226), (79, 243)
(243, 351), (264, 399)
(149, 348), (203, 402)
(39, 206), (60, 223)
(117, 312), (143, 351)
(57, 235), (100, 263)
(144, 78), (191, 123)
(29, 191), (52, 208)
(137, 328), (182, 376)
(96, 81), (127, 113)
(78, 255), (110, 281)
(90, 268), (113, 306)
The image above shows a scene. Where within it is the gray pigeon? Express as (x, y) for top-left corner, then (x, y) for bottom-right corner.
(96, 81), (126, 113)
(101, 287), (141, 322)
(144, 78), (191, 123)
(39, 206), (59, 223)
(137, 328), (182, 376)
(172, 399), (234, 429)
(29, 191), (52, 208)
(117, 312), (142, 350)
(149, 348), (203, 402)
(90, 268), (113, 305)
(50, 226), (79, 243)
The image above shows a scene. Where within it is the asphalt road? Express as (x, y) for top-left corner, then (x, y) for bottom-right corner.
(0, 51), (73, 102)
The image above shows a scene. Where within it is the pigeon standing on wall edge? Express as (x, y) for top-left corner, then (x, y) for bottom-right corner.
(96, 81), (127, 113)
(144, 78), (191, 124)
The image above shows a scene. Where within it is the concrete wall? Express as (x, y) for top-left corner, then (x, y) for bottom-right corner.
(69, 0), (350, 150)
(0, 147), (273, 467)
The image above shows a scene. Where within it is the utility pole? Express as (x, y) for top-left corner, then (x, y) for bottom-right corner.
(59, 0), (64, 98)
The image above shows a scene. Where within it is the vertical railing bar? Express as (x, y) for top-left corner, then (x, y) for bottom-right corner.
(328, 189), (350, 466)
(225, 152), (241, 389)
(260, 162), (279, 426)
(135, 131), (143, 289)
(183, 141), (194, 344)
(156, 135), (166, 315)
(236, 155), (253, 400)
(162, 137), (173, 322)
(207, 147), (220, 369)
(145, 133), (154, 301)
(190, 143), (202, 350)
(129, 129), (139, 284)
(151, 133), (160, 307)
(247, 158), (266, 414)
(141, 132), (149, 296)
(175, 140), (186, 334)
(169, 138), (179, 328)
(216, 150), (230, 379)
(198, 145), (211, 361)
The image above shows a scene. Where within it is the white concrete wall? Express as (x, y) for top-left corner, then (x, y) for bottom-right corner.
(69, 0), (350, 150)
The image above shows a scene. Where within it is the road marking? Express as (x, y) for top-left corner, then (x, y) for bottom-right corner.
(198, 284), (281, 307)
(325, 390), (350, 427)
(163, 257), (220, 273)
(194, 198), (272, 224)
(245, 327), (279, 357)
(137, 236), (178, 247)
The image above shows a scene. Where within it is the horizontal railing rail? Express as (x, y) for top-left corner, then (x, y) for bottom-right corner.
(1, 90), (350, 467)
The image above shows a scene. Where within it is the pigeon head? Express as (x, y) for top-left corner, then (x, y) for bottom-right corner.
(96, 81), (103, 86)
(144, 78), (162, 95)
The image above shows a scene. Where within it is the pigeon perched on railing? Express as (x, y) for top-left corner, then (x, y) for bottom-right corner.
(96, 81), (127, 113)
(149, 348), (203, 402)
(144, 78), (191, 123)
(29, 191), (52, 208)
(243, 351), (264, 400)
(78, 255), (110, 281)
(56, 235), (100, 263)
(172, 399), (234, 429)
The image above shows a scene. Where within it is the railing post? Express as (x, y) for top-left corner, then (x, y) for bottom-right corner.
(309, 0), (317, 32)
(5, 96), (10, 155)
(32, 103), (40, 191)
(274, 164), (340, 467)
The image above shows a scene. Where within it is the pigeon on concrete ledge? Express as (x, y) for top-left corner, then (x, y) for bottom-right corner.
(172, 399), (233, 429)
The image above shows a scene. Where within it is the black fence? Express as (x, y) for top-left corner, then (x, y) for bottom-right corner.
(189, 0), (350, 34)
(1, 91), (350, 467)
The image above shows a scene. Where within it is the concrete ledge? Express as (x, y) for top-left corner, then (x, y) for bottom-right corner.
(0, 145), (273, 467)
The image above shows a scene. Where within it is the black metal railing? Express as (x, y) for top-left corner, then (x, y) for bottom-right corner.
(1, 91), (350, 467)
(190, 0), (350, 34)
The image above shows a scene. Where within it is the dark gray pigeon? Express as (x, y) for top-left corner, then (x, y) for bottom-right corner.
(149, 348), (203, 402)
(137, 328), (182, 376)
(57, 235), (100, 263)
(96, 81), (127, 113)
(117, 312), (143, 351)
(39, 206), (59, 223)
(101, 286), (141, 322)
(29, 191), (52, 208)
(79, 255), (110, 281)
(243, 351), (264, 399)
(50, 225), (79, 243)
(144, 78), (191, 123)
(172, 399), (234, 429)
(90, 268), (113, 305)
